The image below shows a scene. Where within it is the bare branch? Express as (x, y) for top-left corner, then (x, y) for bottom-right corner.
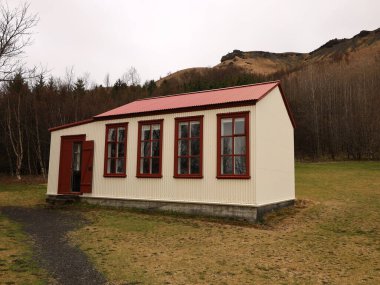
(0, 1), (38, 81)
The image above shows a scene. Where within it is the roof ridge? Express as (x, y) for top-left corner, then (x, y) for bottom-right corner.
(135, 80), (280, 102)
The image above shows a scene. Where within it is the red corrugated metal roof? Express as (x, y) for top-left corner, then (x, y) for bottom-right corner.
(50, 80), (295, 132)
(95, 81), (280, 118)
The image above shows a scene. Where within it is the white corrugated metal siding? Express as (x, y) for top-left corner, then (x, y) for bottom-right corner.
(47, 105), (257, 206)
(254, 87), (295, 205)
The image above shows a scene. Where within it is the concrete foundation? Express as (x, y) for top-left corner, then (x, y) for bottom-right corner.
(54, 196), (295, 223)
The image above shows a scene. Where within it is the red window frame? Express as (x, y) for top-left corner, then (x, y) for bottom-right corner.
(217, 111), (250, 179)
(104, 123), (128, 177)
(174, 115), (203, 178)
(136, 119), (163, 178)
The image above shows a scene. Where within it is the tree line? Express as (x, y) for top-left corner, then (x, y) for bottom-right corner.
(1, 59), (379, 177)
(284, 59), (380, 160)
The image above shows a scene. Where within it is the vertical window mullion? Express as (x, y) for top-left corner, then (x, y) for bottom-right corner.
(149, 124), (153, 160)
(232, 118), (234, 174)
(115, 128), (118, 160)
(149, 125), (152, 161)
(149, 125), (152, 174)
(187, 121), (190, 173)
(117, 127), (121, 160)
(116, 139), (119, 161)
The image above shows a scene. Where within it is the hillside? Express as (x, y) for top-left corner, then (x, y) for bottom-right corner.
(158, 28), (380, 84)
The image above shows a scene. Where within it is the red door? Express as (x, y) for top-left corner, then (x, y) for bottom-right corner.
(57, 135), (94, 195)
(80, 140), (94, 193)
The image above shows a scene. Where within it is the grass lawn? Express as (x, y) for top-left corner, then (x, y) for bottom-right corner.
(0, 179), (51, 285)
(0, 162), (379, 284)
(69, 162), (380, 284)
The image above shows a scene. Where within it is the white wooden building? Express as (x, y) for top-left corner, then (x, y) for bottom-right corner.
(47, 81), (295, 221)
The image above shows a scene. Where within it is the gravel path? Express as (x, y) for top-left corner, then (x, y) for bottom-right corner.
(1, 207), (106, 285)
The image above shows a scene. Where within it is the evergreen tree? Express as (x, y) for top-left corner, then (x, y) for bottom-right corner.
(74, 78), (85, 95)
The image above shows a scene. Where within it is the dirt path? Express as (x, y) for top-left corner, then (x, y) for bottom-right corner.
(0, 207), (106, 285)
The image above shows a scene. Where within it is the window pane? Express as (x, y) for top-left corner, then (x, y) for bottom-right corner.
(108, 143), (116, 158)
(108, 128), (116, 141)
(179, 122), (188, 138)
(116, 158), (124, 174)
(141, 141), (150, 157)
(234, 137), (246, 155)
(221, 118), (232, 136)
(221, 137), (232, 155)
(73, 153), (81, 171)
(190, 139), (200, 156)
(234, 118), (245, 135)
(222, 156), (233, 174)
(118, 127), (125, 142)
(72, 143), (81, 171)
(152, 158), (160, 174)
(73, 143), (81, 154)
(107, 158), (115, 174)
(190, 121), (200, 138)
(152, 141), (160, 156)
(152, 124), (160, 139)
(118, 143), (125, 157)
(141, 158), (150, 174)
(178, 157), (188, 174)
(141, 125), (150, 140)
(190, 157), (200, 174)
(235, 156), (247, 174)
(178, 140), (188, 156)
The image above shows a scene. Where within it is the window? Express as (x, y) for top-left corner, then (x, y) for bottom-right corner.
(174, 116), (203, 178)
(217, 112), (250, 178)
(137, 120), (163, 177)
(71, 142), (82, 192)
(104, 123), (128, 177)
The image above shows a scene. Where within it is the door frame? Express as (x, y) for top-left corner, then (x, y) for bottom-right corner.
(57, 134), (86, 195)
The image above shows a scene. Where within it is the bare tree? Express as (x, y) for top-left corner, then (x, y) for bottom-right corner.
(64, 66), (75, 91)
(3, 73), (27, 179)
(104, 72), (110, 88)
(0, 2), (38, 81)
(32, 74), (46, 178)
(82, 71), (90, 89)
(122, 66), (141, 86)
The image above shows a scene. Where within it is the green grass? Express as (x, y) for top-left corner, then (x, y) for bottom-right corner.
(0, 180), (51, 285)
(296, 162), (379, 242)
(1, 163), (380, 284)
(68, 162), (380, 284)
(0, 181), (46, 208)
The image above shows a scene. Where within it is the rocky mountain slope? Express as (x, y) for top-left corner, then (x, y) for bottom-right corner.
(158, 28), (380, 85)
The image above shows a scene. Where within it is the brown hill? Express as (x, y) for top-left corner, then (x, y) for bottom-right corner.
(156, 67), (211, 86)
(157, 28), (380, 85)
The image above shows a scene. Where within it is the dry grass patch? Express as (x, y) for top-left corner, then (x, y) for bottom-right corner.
(0, 176), (46, 208)
(70, 162), (380, 285)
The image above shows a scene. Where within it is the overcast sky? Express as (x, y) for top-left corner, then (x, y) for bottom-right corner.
(18, 0), (380, 86)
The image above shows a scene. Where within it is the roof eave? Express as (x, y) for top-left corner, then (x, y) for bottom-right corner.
(48, 118), (94, 132)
